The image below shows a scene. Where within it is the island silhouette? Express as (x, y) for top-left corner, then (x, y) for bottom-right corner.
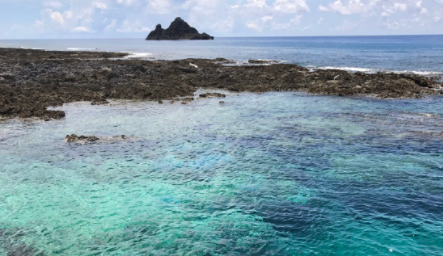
(146, 17), (214, 40)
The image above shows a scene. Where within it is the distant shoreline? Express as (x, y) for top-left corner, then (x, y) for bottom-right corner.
(0, 48), (442, 120)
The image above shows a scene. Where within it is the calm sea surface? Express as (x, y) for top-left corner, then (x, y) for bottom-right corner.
(1, 92), (443, 255)
(1, 35), (443, 74)
(1, 36), (443, 255)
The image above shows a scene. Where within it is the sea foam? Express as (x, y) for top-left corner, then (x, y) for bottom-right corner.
(67, 47), (98, 51)
(317, 66), (443, 76)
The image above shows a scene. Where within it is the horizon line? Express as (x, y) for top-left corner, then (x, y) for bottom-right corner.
(1, 34), (443, 41)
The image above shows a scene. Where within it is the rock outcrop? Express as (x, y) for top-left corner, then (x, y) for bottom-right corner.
(199, 93), (226, 99)
(146, 17), (214, 40)
(65, 134), (99, 143)
(1, 48), (442, 120)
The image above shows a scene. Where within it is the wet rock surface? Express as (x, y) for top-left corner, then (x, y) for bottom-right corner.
(248, 59), (281, 65)
(65, 134), (100, 143)
(0, 48), (442, 120)
(65, 134), (130, 143)
(199, 93), (226, 98)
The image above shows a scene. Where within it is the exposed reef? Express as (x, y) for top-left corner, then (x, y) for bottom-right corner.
(146, 17), (214, 40)
(199, 93), (226, 99)
(0, 48), (442, 120)
(65, 134), (128, 143)
(65, 134), (100, 143)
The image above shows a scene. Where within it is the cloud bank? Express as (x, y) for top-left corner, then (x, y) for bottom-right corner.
(0, 0), (442, 38)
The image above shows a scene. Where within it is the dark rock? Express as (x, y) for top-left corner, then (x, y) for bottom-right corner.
(91, 100), (109, 105)
(146, 24), (164, 40)
(430, 83), (441, 89)
(63, 72), (76, 82)
(43, 111), (65, 120)
(133, 65), (147, 73)
(181, 97), (194, 105)
(178, 67), (198, 73)
(146, 17), (214, 40)
(218, 74), (230, 79)
(65, 134), (99, 143)
(0, 48), (442, 121)
(199, 93), (226, 98)
(0, 73), (15, 80)
(219, 101), (225, 104)
(248, 60), (279, 65)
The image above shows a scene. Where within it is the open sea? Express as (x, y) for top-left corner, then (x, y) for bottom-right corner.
(1, 36), (443, 255)
(1, 35), (443, 75)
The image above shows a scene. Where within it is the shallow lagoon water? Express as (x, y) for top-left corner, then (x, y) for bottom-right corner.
(1, 92), (443, 255)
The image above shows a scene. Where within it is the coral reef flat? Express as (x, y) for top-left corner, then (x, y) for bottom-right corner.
(0, 48), (441, 120)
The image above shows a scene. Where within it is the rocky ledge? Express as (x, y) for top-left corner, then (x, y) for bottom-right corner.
(146, 17), (214, 40)
(0, 48), (442, 120)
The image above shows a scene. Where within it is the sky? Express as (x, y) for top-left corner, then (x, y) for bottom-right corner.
(0, 0), (442, 39)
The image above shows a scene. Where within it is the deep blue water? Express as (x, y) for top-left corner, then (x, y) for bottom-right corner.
(1, 35), (443, 74)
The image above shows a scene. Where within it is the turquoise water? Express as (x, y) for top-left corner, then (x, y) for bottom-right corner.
(1, 36), (443, 74)
(1, 92), (443, 255)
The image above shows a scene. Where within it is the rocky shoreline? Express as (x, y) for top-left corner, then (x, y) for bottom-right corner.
(0, 48), (442, 120)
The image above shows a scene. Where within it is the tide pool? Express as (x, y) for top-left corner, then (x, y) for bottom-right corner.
(1, 92), (443, 255)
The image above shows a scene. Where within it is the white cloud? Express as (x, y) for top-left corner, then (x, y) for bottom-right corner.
(210, 17), (234, 32)
(117, 19), (150, 33)
(222, 0), (309, 33)
(182, 0), (219, 14)
(271, 15), (302, 30)
(105, 19), (117, 31)
(317, 0), (440, 33)
(73, 26), (91, 32)
(319, 0), (370, 15)
(49, 11), (65, 25)
(32, 20), (45, 30)
(335, 19), (357, 31)
(116, 0), (139, 6)
(8, 0), (441, 38)
(43, 1), (63, 9)
(245, 0), (267, 8)
(93, 2), (107, 10)
(247, 22), (263, 31)
(262, 16), (273, 22)
(147, 0), (170, 14)
(274, 0), (310, 14)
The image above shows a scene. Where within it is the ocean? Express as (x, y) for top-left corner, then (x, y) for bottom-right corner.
(1, 37), (443, 255)
(1, 35), (443, 75)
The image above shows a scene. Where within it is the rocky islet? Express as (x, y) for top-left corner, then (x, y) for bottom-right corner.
(146, 17), (214, 40)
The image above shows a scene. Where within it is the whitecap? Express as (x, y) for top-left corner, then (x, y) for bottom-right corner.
(20, 46), (44, 50)
(124, 52), (153, 59)
(317, 66), (443, 76)
(317, 66), (374, 73)
(393, 70), (443, 76)
(67, 47), (98, 51)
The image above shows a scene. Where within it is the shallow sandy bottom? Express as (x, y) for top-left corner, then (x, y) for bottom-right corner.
(1, 92), (443, 255)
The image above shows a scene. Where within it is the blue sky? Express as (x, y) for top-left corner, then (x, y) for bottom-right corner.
(1, 0), (442, 39)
